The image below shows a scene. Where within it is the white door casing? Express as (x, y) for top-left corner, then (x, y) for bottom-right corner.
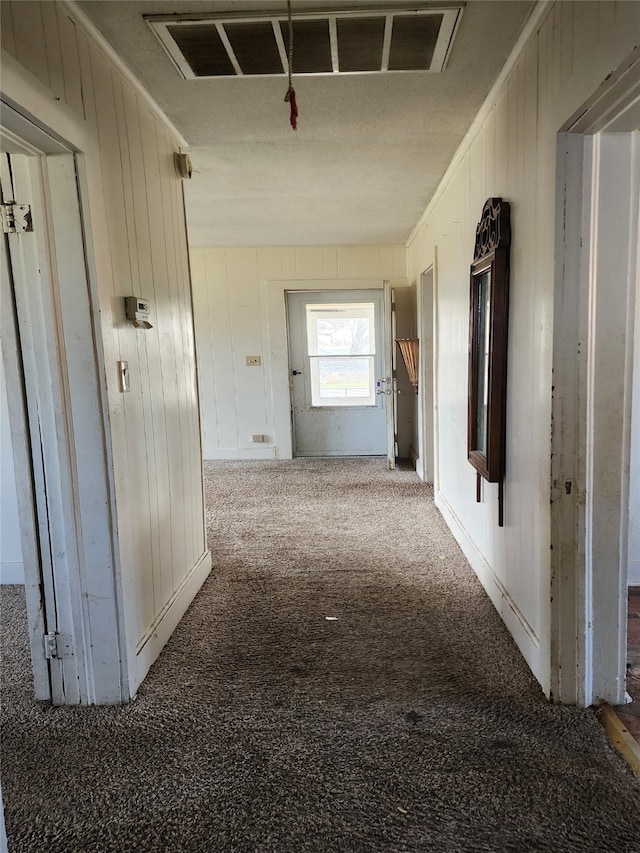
(1, 138), (126, 703)
(551, 51), (640, 705)
(287, 290), (387, 457)
(417, 267), (436, 485)
(383, 281), (397, 469)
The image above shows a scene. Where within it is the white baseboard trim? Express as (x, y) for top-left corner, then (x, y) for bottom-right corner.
(130, 549), (212, 695)
(0, 562), (25, 584)
(435, 490), (542, 680)
(410, 448), (423, 480)
(204, 447), (277, 460)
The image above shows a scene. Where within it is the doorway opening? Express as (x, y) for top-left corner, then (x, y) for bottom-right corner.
(287, 289), (388, 457)
(550, 50), (640, 708)
(0, 106), (125, 706)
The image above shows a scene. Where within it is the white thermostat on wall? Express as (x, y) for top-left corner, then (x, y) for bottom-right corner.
(125, 296), (153, 329)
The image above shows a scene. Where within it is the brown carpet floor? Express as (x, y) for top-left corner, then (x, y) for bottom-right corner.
(1, 458), (640, 852)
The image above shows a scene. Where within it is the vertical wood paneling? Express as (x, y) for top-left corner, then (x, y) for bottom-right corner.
(257, 248), (283, 281)
(139, 101), (183, 600)
(103, 65), (156, 635)
(192, 249), (219, 470)
(281, 249), (296, 279)
(40, 2), (65, 102)
(295, 247), (324, 278)
(56, 6), (85, 120)
(226, 250), (269, 447)
(493, 90), (508, 195)
(337, 247), (352, 278)
(205, 251), (237, 449)
(0, 2), (16, 55)
(105, 71), (151, 631)
(322, 247), (339, 278)
(124, 91), (173, 614)
(160, 129), (191, 579)
(170, 151), (202, 565)
(3, 1), (206, 691)
(76, 29), (97, 129)
(559, 0), (574, 86)
(392, 247), (407, 279)
(11, 2), (50, 89)
(404, 0), (640, 691)
(378, 247), (393, 278)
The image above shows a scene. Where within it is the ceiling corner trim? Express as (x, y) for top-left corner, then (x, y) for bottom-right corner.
(61, 0), (189, 148)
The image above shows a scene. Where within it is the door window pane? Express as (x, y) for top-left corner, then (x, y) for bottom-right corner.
(306, 303), (375, 356)
(310, 356), (375, 406)
(305, 302), (377, 407)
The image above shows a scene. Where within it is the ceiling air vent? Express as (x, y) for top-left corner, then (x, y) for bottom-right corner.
(146, 7), (463, 79)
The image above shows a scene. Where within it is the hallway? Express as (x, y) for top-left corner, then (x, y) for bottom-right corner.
(1, 459), (640, 851)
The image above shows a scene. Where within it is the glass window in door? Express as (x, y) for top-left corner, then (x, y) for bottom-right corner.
(305, 302), (377, 407)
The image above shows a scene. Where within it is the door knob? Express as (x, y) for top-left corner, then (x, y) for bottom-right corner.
(292, 370), (302, 375)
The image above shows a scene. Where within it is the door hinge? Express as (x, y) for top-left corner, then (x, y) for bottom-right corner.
(1, 203), (33, 234)
(44, 632), (73, 660)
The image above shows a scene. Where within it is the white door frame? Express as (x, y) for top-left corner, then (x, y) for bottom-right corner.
(550, 51), (640, 706)
(382, 280), (397, 469)
(417, 265), (437, 485)
(265, 278), (387, 459)
(286, 289), (387, 457)
(1, 107), (126, 704)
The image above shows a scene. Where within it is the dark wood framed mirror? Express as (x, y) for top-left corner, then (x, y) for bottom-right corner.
(467, 198), (510, 524)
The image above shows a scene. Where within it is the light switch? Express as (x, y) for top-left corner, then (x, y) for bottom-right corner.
(245, 355), (261, 366)
(118, 360), (130, 392)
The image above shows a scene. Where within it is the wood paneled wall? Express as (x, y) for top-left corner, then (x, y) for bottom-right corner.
(191, 246), (407, 458)
(1, 2), (207, 691)
(407, 1), (640, 692)
(0, 355), (23, 584)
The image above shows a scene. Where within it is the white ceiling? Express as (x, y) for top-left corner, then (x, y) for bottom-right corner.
(77, 1), (535, 246)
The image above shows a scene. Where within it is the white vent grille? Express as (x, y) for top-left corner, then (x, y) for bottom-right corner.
(146, 7), (463, 79)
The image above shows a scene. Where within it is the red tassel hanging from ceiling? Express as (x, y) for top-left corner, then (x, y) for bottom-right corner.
(285, 87), (298, 130)
(284, 1), (298, 131)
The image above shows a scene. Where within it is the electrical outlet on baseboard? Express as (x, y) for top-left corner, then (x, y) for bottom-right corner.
(251, 434), (269, 443)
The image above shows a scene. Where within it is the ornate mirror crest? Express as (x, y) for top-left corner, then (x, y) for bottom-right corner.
(468, 197), (511, 526)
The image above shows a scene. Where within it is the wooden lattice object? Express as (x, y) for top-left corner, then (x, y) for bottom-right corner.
(396, 339), (419, 394)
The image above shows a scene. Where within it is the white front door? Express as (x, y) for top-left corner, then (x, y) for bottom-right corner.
(288, 290), (388, 456)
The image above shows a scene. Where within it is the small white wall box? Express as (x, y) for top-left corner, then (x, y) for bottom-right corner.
(125, 297), (153, 329)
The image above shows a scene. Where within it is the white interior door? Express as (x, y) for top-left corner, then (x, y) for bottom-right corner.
(1, 138), (125, 704)
(288, 289), (388, 456)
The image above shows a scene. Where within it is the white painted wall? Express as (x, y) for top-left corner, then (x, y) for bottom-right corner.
(1, 1), (209, 698)
(407, 1), (640, 693)
(190, 246), (408, 459)
(629, 210), (640, 587)
(0, 351), (23, 584)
